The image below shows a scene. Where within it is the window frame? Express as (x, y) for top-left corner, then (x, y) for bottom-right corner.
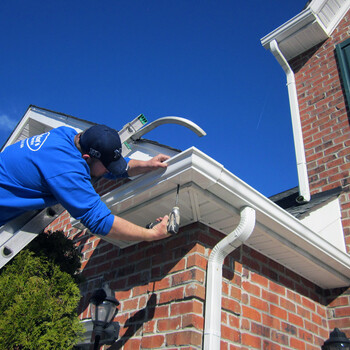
(336, 37), (350, 107)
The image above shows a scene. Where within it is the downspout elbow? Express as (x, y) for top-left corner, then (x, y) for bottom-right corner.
(209, 206), (256, 265)
(204, 206), (256, 350)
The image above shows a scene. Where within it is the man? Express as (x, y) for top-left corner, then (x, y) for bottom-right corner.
(0, 124), (171, 242)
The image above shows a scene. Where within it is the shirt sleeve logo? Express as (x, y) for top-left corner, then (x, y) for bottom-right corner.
(26, 132), (50, 151)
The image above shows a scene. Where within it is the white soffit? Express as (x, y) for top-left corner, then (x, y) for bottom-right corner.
(96, 147), (350, 289)
(261, 0), (350, 61)
(2, 106), (94, 150)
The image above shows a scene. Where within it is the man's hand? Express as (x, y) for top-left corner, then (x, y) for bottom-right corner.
(146, 215), (170, 241)
(106, 215), (170, 242)
(147, 154), (170, 169)
(127, 154), (170, 177)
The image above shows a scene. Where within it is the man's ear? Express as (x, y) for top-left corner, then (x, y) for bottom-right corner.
(82, 154), (90, 161)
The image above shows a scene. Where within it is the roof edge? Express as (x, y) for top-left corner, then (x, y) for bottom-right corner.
(95, 147), (350, 288)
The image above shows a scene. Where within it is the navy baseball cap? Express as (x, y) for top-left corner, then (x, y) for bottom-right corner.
(80, 124), (128, 176)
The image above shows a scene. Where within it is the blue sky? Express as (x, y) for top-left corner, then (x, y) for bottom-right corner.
(0, 0), (308, 197)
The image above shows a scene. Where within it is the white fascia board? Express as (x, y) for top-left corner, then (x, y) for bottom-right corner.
(98, 147), (350, 288)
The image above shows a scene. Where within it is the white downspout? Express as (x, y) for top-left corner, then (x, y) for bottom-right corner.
(270, 39), (311, 203)
(203, 206), (256, 350)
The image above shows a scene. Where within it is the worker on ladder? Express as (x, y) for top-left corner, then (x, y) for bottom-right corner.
(0, 124), (171, 242)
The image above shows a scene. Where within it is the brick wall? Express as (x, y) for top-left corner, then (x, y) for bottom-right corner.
(46, 209), (335, 349)
(288, 9), (350, 340)
(290, 11), (350, 247)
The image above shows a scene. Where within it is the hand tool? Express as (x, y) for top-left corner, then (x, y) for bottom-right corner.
(146, 184), (180, 234)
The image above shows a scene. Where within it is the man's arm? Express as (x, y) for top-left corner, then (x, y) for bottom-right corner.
(107, 215), (170, 242)
(127, 154), (170, 177)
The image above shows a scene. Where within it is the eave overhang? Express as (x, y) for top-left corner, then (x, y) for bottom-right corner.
(1, 105), (94, 151)
(261, 0), (350, 61)
(86, 147), (350, 289)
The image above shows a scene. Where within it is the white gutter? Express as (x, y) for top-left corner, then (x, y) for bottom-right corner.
(203, 206), (256, 350)
(84, 147), (350, 287)
(269, 39), (311, 203)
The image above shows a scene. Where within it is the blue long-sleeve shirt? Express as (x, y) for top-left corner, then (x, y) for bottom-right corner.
(0, 126), (116, 235)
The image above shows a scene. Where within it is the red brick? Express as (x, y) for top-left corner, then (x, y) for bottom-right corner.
(221, 280), (229, 295)
(228, 314), (240, 328)
(270, 305), (288, 321)
(154, 276), (171, 290)
(166, 330), (202, 347)
(187, 253), (207, 270)
(280, 297), (296, 313)
(143, 320), (156, 333)
(251, 322), (270, 337)
(242, 305), (261, 322)
(153, 304), (169, 319)
(289, 312), (304, 327)
(137, 295), (147, 309)
(157, 316), (181, 331)
(166, 258), (186, 274)
(251, 272), (269, 288)
(262, 314), (281, 330)
(188, 242), (206, 255)
(141, 335), (165, 348)
(221, 325), (240, 342)
(299, 328), (313, 343)
(242, 281), (261, 296)
(171, 269), (205, 286)
(311, 312), (322, 325)
(250, 295), (269, 312)
(184, 283), (206, 300)
(122, 298), (138, 311)
(290, 337), (306, 350)
(230, 285), (242, 300)
(159, 287), (184, 304)
(271, 330), (288, 345)
(297, 305), (311, 320)
(305, 319), (319, 334)
(222, 297), (240, 314)
(269, 281), (286, 295)
(123, 338), (141, 350)
(262, 289), (279, 304)
(241, 333), (261, 349)
(262, 340), (281, 350)
(171, 300), (203, 316)
(132, 284), (148, 297)
(220, 342), (228, 350)
(182, 313), (204, 330)
(334, 306), (350, 317)
(241, 318), (250, 330)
